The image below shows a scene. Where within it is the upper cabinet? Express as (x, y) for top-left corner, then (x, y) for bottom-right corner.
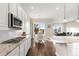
(22, 10), (25, 31)
(0, 3), (9, 30)
(9, 3), (18, 16)
(18, 4), (25, 31)
(18, 4), (23, 20)
(0, 3), (18, 30)
(0, 3), (31, 31)
(25, 16), (31, 34)
(22, 10), (27, 31)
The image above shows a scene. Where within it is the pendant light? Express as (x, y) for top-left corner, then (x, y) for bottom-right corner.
(63, 3), (67, 22)
(77, 3), (79, 22)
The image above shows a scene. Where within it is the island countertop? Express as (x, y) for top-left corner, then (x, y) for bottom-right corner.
(52, 36), (79, 43)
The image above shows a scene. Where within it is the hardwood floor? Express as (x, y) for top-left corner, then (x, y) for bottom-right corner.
(26, 38), (56, 56)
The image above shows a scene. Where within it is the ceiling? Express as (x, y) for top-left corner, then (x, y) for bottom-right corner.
(20, 3), (78, 23)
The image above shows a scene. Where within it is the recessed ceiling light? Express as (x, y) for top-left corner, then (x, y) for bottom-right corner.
(31, 6), (35, 10)
(63, 19), (67, 22)
(56, 7), (60, 10)
(77, 19), (79, 22)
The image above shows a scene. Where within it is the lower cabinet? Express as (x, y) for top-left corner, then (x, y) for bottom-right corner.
(27, 36), (31, 50)
(19, 41), (26, 56)
(19, 37), (31, 56)
(7, 47), (19, 56)
(25, 39), (28, 55)
(24, 36), (31, 55)
(7, 38), (31, 56)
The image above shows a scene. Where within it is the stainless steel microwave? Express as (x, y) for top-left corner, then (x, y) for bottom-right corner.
(8, 13), (22, 29)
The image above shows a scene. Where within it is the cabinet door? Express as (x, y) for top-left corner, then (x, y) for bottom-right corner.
(22, 10), (27, 31)
(7, 47), (19, 56)
(20, 41), (25, 56)
(25, 38), (28, 55)
(27, 35), (31, 51)
(9, 3), (18, 16)
(18, 4), (22, 20)
(24, 37), (31, 55)
(21, 9), (24, 31)
(72, 43), (79, 56)
(25, 16), (31, 34)
(0, 3), (8, 28)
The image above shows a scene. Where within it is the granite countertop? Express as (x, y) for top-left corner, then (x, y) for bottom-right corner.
(0, 37), (26, 56)
(53, 36), (79, 43)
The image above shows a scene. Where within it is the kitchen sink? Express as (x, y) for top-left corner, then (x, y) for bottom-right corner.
(1, 37), (25, 44)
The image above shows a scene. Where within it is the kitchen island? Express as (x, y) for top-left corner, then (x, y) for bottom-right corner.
(53, 36), (79, 43)
(52, 36), (79, 56)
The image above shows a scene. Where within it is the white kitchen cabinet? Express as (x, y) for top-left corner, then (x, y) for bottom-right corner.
(9, 3), (18, 16)
(7, 47), (19, 56)
(72, 43), (79, 56)
(24, 36), (31, 55)
(27, 35), (31, 51)
(25, 16), (31, 34)
(0, 3), (9, 30)
(21, 10), (26, 31)
(19, 41), (25, 56)
(18, 4), (23, 20)
(67, 43), (79, 56)
(67, 43), (74, 56)
(18, 4), (25, 31)
(24, 38), (28, 55)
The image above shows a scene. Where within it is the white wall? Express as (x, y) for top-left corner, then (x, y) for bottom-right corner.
(65, 21), (79, 32)
(52, 20), (79, 33)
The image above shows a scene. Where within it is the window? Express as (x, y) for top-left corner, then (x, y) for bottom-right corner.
(34, 23), (46, 34)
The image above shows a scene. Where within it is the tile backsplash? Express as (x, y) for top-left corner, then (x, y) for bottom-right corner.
(0, 30), (23, 43)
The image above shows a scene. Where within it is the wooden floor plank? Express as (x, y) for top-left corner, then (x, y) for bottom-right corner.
(26, 38), (56, 56)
